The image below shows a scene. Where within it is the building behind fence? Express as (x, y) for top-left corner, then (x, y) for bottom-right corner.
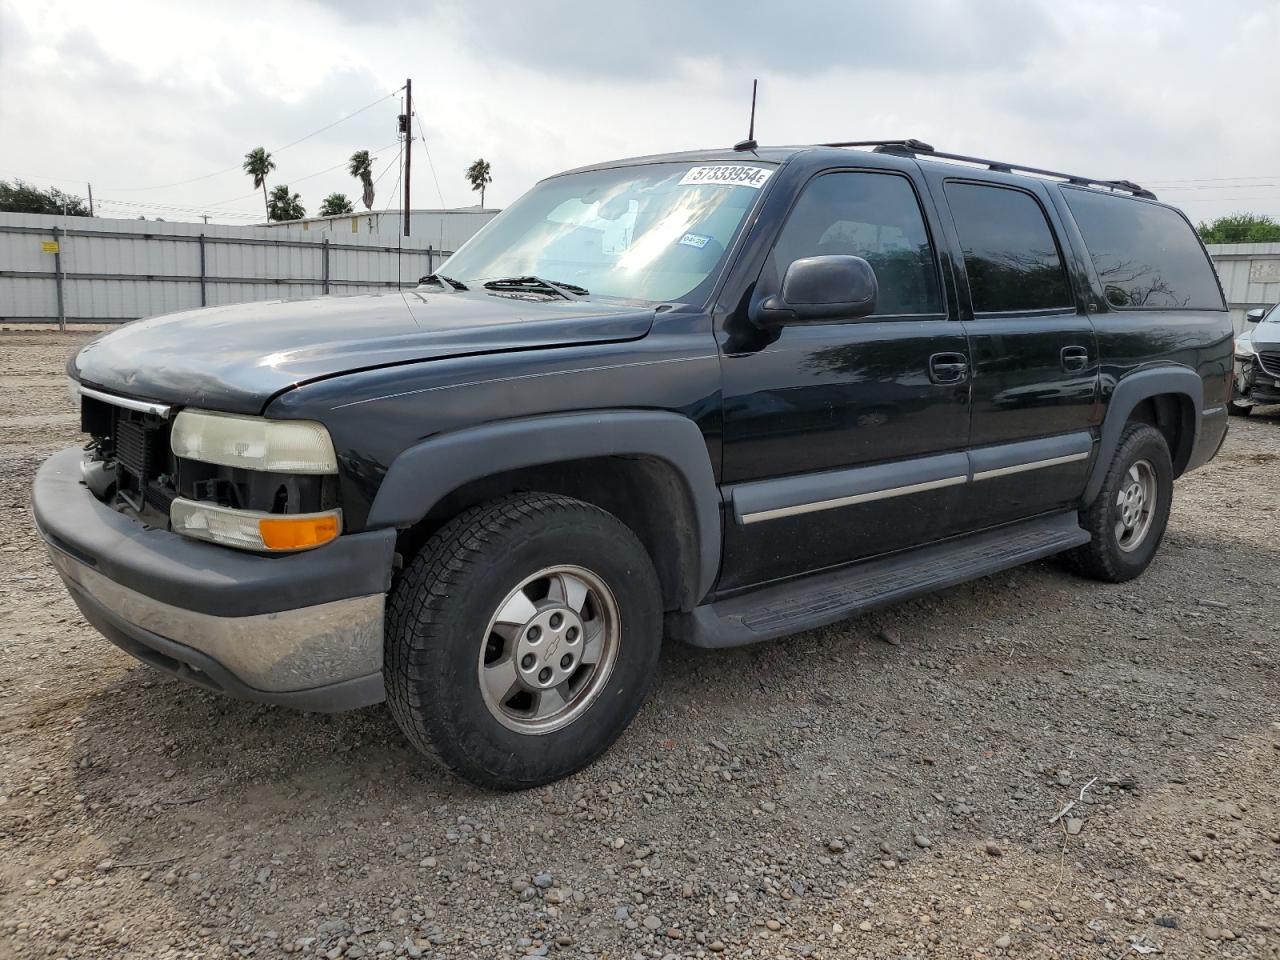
(0, 211), (491, 327)
(262, 208), (497, 247)
(1205, 242), (1280, 332)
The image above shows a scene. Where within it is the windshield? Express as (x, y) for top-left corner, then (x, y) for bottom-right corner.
(1265, 303), (1280, 326)
(438, 161), (775, 303)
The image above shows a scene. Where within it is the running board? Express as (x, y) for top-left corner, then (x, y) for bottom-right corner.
(670, 512), (1089, 649)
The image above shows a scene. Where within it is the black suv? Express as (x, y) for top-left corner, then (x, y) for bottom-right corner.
(34, 141), (1233, 788)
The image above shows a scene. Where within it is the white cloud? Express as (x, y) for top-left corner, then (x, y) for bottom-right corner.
(1, 0), (1277, 224)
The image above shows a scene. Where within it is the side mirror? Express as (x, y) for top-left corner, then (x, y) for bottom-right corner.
(750, 255), (879, 328)
(1245, 307), (1267, 324)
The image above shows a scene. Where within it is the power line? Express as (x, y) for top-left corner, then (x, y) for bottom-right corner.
(93, 88), (404, 193)
(1144, 174), (1280, 184)
(415, 114), (447, 207)
(385, 151), (404, 213)
(197, 139), (403, 209)
(1156, 183), (1280, 192)
(1168, 196), (1280, 204)
(94, 198), (261, 219)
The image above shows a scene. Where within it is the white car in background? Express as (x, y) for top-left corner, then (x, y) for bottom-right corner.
(1230, 305), (1280, 415)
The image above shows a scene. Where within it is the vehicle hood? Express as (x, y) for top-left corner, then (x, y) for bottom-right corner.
(1252, 323), (1280, 352)
(69, 290), (654, 415)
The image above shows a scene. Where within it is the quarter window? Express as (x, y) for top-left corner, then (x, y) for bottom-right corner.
(946, 182), (1073, 313)
(1061, 187), (1224, 310)
(771, 172), (942, 317)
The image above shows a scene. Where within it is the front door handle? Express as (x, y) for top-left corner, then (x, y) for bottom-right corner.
(1061, 345), (1090, 372)
(928, 352), (969, 384)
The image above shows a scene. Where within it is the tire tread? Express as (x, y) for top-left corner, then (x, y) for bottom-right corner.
(384, 493), (660, 788)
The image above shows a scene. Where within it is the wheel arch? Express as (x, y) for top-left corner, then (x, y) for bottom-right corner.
(1085, 366), (1202, 504)
(365, 411), (721, 610)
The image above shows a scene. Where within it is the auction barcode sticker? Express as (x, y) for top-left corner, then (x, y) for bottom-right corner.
(679, 165), (773, 189)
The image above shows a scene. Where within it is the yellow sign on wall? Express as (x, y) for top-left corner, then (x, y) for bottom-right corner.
(41, 240), (59, 254)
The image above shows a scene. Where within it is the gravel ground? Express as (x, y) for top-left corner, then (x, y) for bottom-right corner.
(1, 330), (1278, 960)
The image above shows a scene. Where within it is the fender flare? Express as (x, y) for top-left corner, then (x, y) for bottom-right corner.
(1084, 365), (1203, 504)
(365, 410), (721, 603)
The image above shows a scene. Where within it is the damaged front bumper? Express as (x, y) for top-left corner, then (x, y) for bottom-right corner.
(32, 447), (396, 712)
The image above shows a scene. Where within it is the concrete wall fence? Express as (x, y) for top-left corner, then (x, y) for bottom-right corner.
(1205, 242), (1280, 332)
(0, 211), (460, 326)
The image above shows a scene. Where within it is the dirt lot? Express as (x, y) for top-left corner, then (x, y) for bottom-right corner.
(1, 330), (1277, 960)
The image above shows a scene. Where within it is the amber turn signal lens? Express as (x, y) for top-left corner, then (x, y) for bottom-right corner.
(258, 514), (341, 551)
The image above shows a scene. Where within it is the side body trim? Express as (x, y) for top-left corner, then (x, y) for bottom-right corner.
(365, 410), (721, 605)
(741, 475), (966, 524)
(730, 451), (968, 526)
(972, 452), (1089, 481)
(729, 432), (1095, 526)
(969, 431), (1094, 482)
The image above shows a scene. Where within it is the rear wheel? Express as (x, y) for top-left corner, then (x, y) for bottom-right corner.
(384, 493), (662, 789)
(1062, 423), (1173, 583)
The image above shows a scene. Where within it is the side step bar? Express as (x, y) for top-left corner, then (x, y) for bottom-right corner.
(669, 511), (1089, 649)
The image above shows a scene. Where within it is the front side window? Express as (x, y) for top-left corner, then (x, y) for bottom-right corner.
(946, 182), (1073, 314)
(770, 171), (943, 316)
(440, 162), (773, 304)
(1062, 187), (1225, 310)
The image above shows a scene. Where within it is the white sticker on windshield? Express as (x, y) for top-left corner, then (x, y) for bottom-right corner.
(679, 165), (773, 189)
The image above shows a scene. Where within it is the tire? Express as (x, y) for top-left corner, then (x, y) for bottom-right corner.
(384, 493), (663, 790)
(1062, 423), (1173, 583)
(1227, 399), (1252, 417)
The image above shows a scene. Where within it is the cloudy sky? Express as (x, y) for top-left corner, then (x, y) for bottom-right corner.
(2, 0), (1278, 226)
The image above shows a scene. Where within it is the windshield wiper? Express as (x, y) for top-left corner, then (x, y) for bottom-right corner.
(418, 273), (468, 291)
(482, 276), (589, 299)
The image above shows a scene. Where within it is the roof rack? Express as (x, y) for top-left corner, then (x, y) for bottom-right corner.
(818, 139), (1157, 200)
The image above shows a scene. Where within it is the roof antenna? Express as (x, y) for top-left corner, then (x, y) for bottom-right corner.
(734, 79), (758, 152)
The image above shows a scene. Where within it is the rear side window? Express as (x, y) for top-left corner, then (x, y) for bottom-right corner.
(1062, 188), (1224, 310)
(945, 182), (1073, 314)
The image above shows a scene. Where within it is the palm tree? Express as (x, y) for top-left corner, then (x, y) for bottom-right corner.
(319, 193), (354, 217)
(465, 158), (492, 208)
(242, 147), (276, 219)
(349, 150), (375, 210)
(266, 184), (305, 222)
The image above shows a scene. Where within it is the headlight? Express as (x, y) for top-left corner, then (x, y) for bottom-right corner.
(1234, 335), (1255, 360)
(170, 410), (337, 474)
(170, 498), (341, 552)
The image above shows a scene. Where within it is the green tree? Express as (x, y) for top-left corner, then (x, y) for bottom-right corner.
(348, 149), (374, 210)
(1197, 213), (1280, 244)
(465, 158), (492, 207)
(242, 146), (276, 219)
(0, 180), (91, 216)
(266, 184), (305, 222)
(319, 193), (354, 216)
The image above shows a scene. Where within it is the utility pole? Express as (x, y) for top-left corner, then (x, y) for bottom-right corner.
(87, 182), (95, 217)
(402, 78), (413, 237)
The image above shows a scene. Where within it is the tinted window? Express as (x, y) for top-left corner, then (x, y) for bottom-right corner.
(771, 172), (942, 316)
(1062, 188), (1224, 310)
(946, 182), (1073, 313)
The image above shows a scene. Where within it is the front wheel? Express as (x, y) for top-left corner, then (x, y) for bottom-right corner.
(384, 493), (663, 789)
(1228, 399), (1252, 416)
(1062, 423), (1173, 583)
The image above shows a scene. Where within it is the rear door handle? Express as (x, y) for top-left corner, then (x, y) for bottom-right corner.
(928, 352), (968, 384)
(1061, 345), (1089, 372)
